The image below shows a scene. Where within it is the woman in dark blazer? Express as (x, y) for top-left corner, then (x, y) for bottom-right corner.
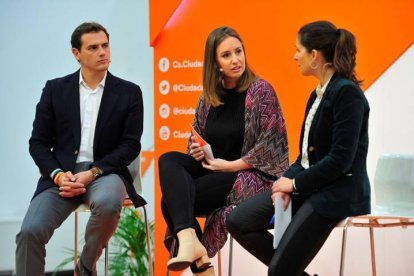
(226, 20), (371, 276)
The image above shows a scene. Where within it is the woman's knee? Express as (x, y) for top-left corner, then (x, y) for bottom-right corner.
(159, 151), (182, 169)
(225, 210), (244, 235)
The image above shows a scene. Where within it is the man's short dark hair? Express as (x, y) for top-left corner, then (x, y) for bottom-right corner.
(71, 22), (109, 51)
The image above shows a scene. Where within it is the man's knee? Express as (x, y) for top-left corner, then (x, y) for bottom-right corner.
(92, 197), (123, 219)
(16, 222), (50, 245)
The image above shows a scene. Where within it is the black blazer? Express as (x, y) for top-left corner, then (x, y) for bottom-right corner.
(284, 73), (371, 219)
(29, 70), (145, 207)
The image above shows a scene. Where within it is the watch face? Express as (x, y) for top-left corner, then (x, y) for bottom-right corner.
(90, 168), (99, 179)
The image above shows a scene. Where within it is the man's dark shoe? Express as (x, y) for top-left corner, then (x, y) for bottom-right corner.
(75, 259), (97, 276)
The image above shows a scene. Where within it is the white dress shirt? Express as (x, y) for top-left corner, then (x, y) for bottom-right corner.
(76, 71), (106, 162)
(300, 77), (332, 169)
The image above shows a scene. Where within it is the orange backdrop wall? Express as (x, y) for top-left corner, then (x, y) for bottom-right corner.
(150, 0), (414, 275)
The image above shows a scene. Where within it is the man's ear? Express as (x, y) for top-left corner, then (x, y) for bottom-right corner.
(72, 48), (80, 63)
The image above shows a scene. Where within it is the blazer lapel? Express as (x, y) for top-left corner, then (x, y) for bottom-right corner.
(309, 73), (339, 138)
(94, 72), (121, 147)
(64, 71), (81, 149)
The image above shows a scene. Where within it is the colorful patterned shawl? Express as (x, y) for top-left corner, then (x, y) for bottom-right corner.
(191, 78), (289, 257)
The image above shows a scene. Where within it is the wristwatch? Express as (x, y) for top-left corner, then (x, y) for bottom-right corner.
(90, 166), (103, 179)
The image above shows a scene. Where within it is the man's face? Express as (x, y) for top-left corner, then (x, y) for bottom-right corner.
(72, 30), (110, 73)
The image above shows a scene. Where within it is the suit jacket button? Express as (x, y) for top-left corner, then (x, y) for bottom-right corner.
(308, 146), (315, 152)
(74, 150), (78, 155)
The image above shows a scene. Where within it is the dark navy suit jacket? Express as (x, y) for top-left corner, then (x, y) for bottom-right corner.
(29, 70), (145, 207)
(284, 73), (371, 219)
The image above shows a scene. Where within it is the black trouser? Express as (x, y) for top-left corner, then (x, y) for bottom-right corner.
(159, 151), (237, 238)
(226, 190), (341, 276)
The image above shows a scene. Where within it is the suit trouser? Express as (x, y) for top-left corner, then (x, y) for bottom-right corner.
(226, 190), (341, 276)
(15, 162), (127, 276)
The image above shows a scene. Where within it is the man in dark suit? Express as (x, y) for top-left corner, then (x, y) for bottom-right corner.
(15, 22), (144, 276)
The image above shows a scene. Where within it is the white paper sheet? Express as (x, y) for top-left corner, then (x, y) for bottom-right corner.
(190, 124), (214, 160)
(202, 144), (214, 160)
(273, 196), (292, 249)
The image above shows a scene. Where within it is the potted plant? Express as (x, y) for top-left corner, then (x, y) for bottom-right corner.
(109, 207), (154, 275)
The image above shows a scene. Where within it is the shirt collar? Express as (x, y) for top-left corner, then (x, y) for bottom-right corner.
(315, 75), (332, 98)
(79, 70), (107, 89)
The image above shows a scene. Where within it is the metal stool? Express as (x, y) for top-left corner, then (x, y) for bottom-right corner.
(338, 153), (414, 276)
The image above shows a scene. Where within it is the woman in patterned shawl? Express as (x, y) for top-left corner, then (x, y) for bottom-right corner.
(159, 26), (289, 275)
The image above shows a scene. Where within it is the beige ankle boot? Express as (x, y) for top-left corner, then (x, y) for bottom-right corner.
(167, 228), (211, 271)
(193, 266), (216, 276)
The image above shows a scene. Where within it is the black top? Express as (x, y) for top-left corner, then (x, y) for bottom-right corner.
(205, 88), (246, 161)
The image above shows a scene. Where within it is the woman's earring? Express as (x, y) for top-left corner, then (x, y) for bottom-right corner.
(310, 61), (318, 70)
(219, 68), (224, 72)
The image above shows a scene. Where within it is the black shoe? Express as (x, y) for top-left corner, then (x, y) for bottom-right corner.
(75, 260), (97, 276)
(190, 262), (213, 273)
